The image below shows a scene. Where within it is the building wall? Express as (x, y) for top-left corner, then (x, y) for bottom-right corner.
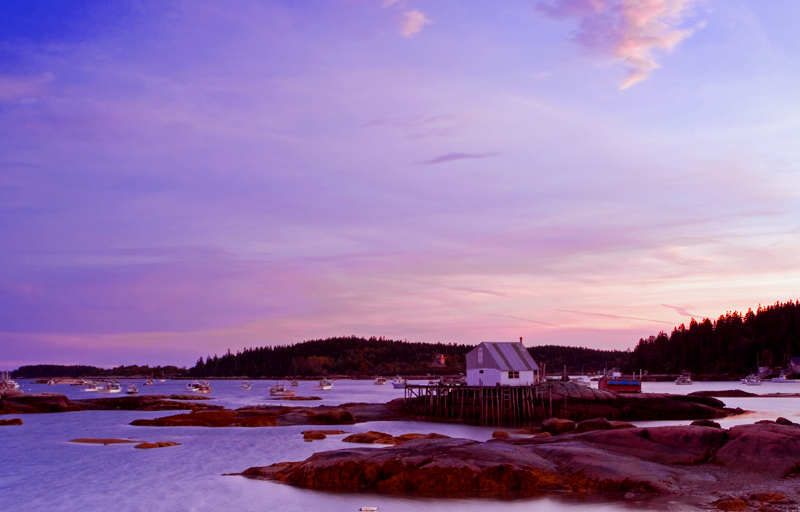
(467, 368), (536, 386)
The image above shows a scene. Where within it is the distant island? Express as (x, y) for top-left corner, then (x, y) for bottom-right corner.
(11, 301), (800, 380)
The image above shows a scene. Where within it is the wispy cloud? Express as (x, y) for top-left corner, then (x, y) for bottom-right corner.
(556, 309), (672, 324)
(535, 0), (701, 88)
(421, 151), (500, 165)
(660, 303), (703, 318)
(400, 9), (432, 37)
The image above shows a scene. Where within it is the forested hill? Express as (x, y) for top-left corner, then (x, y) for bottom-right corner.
(12, 364), (189, 379)
(630, 301), (800, 375)
(188, 336), (632, 378)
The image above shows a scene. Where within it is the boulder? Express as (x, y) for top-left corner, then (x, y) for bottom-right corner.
(342, 431), (449, 445)
(776, 417), (795, 426)
(542, 417), (575, 435)
(609, 421), (636, 430)
(0, 418), (22, 425)
(0, 393), (81, 414)
(574, 417), (612, 434)
(301, 430), (349, 441)
(713, 423), (800, 478)
(714, 498), (748, 511)
(691, 419), (721, 428)
(492, 430), (510, 438)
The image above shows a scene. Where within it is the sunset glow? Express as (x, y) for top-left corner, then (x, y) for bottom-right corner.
(2, 1), (800, 368)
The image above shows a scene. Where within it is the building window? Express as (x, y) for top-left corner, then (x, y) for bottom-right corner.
(508, 371), (519, 379)
(479, 370), (484, 374)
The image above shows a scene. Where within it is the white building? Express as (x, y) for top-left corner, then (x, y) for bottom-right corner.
(465, 342), (540, 386)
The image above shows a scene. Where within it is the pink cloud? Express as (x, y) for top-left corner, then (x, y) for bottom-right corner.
(400, 10), (432, 37)
(536, 0), (701, 88)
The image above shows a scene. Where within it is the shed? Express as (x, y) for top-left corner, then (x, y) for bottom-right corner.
(465, 342), (540, 386)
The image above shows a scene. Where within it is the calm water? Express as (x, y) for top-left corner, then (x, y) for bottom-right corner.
(2, 378), (799, 511)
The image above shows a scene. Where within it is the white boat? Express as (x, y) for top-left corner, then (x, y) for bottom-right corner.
(391, 376), (406, 389)
(312, 379), (333, 391)
(98, 382), (122, 394)
(242, 381), (252, 390)
(374, 376), (387, 385)
(428, 378), (442, 386)
(0, 371), (20, 393)
(83, 383), (101, 392)
(675, 375), (693, 385)
(771, 373), (797, 383)
(290, 379), (299, 387)
(195, 381), (211, 394)
(359, 508), (378, 512)
(126, 384), (138, 394)
(47, 379), (56, 386)
(144, 379), (154, 386)
(741, 374), (762, 386)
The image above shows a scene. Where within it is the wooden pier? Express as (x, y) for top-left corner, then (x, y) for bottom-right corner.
(404, 383), (562, 427)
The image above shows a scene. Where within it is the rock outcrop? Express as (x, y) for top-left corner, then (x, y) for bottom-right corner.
(302, 430), (349, 441)
(342, 431), (450, 445)
(134, 441), (181, 449)
(131, 402), (404, 428)
(0, 418), (23, 425)
(239, 421), (800, 506)
(0, 393), (82, 414)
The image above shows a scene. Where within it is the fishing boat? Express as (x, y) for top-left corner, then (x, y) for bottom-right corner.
(195, 381), (211, 394)
(312, 379), (333, 391)
(126, 383), (139, 394)
(83, 383), (101, 392)
(98, 382), (122, 394)
(771, 372), (797, 383)
(47, 379), (56, 386)
(374, 376), (387, 385)
(391, 376), (406, 389)
(186, 381), (201, 392)
(0, 371), (20, 394)
(359, 508), (378, 512)
(144, 379), (154, 386)
(741, 374), (762, 386)
(290, 379), (299, 387)
(241, 381), (251, 390)
(675, 375), (693, 385)
(597, 370), (642, 393)
(269, 382), (296, 396)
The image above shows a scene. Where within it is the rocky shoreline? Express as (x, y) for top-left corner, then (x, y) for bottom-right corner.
(240, 419), (800, 510)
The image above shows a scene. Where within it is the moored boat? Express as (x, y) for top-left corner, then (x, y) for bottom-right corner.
(290, 379), (299, 387)
(195, 381), (211, 394)
(144, 379), (154, 386)
(311, 379), (333, 391)
(241, 381), (252, 390)
(98, 382), (122, 394)
(0, 371), (21, 394)
(598, 371), (642, 393)
(771, 373), (797, 383)
(269, 382), (296, 396)
(741, 374), (762, 386)
(675, 375), (693, 385)
(126, 384), (138, 394)
(391, 376), (406, 389)
(374, 376), (387, 385)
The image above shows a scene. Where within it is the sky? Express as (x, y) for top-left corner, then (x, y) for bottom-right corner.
(2, 0), (800, 369)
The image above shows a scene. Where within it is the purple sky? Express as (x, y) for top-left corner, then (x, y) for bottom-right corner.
(2, 1), (800, 369)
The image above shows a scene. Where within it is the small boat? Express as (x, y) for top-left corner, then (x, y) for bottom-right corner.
(126, 384), (139, 394)
(159, 379), (166, 382)
(374, 376), (387, 385)
(0, 371), (20, 393)
(597, 371), (642, 393)
(269, 382), (296, 396)
(83, 383), (101, 392)
(71, 379), (88, 386)
(391, 376), (406, 389)
(144, 379), (154, 386)
(428, 377), (442, 386)
(98, 382), (122, 394)
(196, 381), (211, 394)
(675, 375), (693, 385)
(771, 373), (797, 383)
(47, 379), (56, 386)
(359, 508), (378, 512)
(290, 379), (299, 387)
(741, 374), (762, 386)
(241, 381), (252, 390)
(312, 379), (333, 391)
(186, 381), (200, 392)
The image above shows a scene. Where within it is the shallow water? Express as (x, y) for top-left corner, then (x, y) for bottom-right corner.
(2, 378), (799, 511)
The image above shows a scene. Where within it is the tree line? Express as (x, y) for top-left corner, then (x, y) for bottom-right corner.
(12, 364), (189, 379)
(630, 301), (800, 376)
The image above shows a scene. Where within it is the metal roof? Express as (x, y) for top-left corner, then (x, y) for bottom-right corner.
(481, 342), (539, 371)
